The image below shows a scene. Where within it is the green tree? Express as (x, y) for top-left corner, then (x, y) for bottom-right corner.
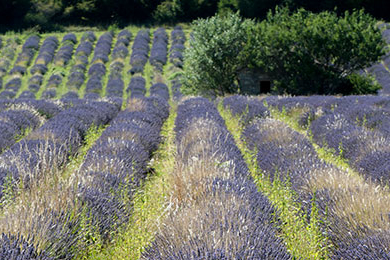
(236, 0), (284, 19)
(24, 0), (63, 30)
(152, 0), (182, 24)
(247, 7), (386, 95)
(217, 0), (238, 16)
(153, 0), (218, 23)
(182, 13), (254, 96)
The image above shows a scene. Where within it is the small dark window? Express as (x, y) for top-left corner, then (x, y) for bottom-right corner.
(260, 81), (271, 93)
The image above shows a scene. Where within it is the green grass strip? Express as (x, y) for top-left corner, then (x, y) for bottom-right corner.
(218, 103), (330, 259)
(86, 103), (177, 260)
(143, 61), (154, 96)
(62, 124), (106, 180)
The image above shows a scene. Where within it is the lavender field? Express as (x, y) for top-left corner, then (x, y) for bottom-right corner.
(1, 26), (390, 259)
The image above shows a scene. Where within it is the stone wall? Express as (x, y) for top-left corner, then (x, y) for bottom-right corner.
(238, 68), (271, 95)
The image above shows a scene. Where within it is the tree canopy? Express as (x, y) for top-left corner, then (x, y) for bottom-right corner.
(182, 8), (386, 96)
(248, 7), (386, 95)
(0, 0), (389, 32)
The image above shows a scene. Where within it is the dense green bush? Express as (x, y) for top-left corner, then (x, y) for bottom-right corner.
(24, 0), (63, 30)
(152, 0), (218, 23)
(232, 0), (390, 21)
(181, 13), (254, 96)
(236, 0), (284, 19)
(183, 8), (385, 96)
(152, 0), (182, 24)
(248, 7), (386, 95)
(217, 0), (238, 16)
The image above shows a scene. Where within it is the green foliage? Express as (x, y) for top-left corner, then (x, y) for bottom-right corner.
(153, 0), (218, 24)
(0, 174), (18, 209)
(236, 0), (285, 19)
(1, 0), (390, 32)
(24, 0), (63, 28)
(182, 13), (254, 96)
(179, 0), (218, 21)
(153, 0), (182, 24)
(217, 0), (238, 16)
(346, 73), (381, 95)
(247, 7), (386, 95)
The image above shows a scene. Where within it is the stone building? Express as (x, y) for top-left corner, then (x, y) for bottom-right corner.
(237, 68), (271, 95)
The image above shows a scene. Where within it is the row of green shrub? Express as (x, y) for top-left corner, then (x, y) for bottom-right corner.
(1, 0), (389, 32)
(182, 9), (387, 96)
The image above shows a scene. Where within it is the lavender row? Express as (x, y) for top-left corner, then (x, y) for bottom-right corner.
(265, 95), (390, 130)
(37, 34), (79, 99)
(65, 31), (97, 96)
(0, 38), (18, 99)
(268, 95), (390, 127)
(30, 36), (59, 75)
(0, 37), (20, 78)
(0, 234), (51, 260)
(143, 97), (290, 259)
(150, 82), (169, 101)
(53, 33), (77, 66)
(0, 77), (22, 99)
(85, 32), (114, 97)
(241, 114), (390, 259)
(169, 26), (186, 68)
(0, 109), (42, 153)
(0, 98), (62, 118)
(169, 26), (186, 100)
(329, 99), (390, 137)
(223, 96), (390, 258)
(149, 28), (168, 72)
(126, 76), (146, 99)
(76, 95), (169, 246)
(366, 62), (390, 94)
(18, 36), (59, 99)
(366, 24), (390, 94)
(9, 35), (40, 76)
(40, 74), (63, 99)
(171, 79), (182, 100)
(26, 73), (44, 95)
(0, 36), (40, 99)
(111, 29), (132, 60)
(266, 95), (390, 185)
(0, 99), (120, 202)
(0, 99), (120, 259)
(223, 95), (269, 124)
(106, 30), (132, 98)
(85, 63), (106, 97)
(381, 23), (390, 44)
(361, 25), (390, 94)
(0, 92), (168, 258)
(129, 29), (150, 75)
(92, 31), (113, 63)
(309, 108), (390, 185)
(385, 54), (390, 69)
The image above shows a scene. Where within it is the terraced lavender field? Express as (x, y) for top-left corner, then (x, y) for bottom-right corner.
(2, 26), (390, 259)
